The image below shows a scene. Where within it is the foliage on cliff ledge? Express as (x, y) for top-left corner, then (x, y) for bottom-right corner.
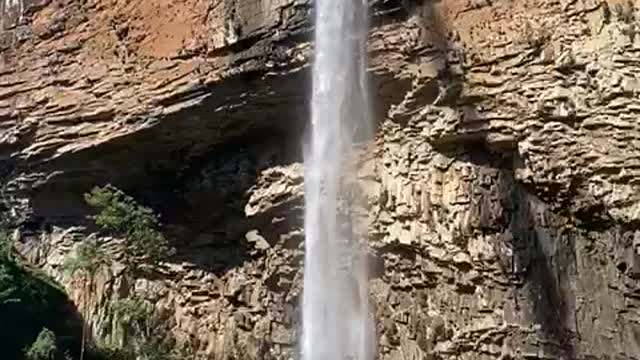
(84, 185), (174, 264)
(64, 186), (178, 359)
(25, 328), (58, 360)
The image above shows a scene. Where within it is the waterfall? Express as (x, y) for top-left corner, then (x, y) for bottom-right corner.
(302, 1), (373, 360)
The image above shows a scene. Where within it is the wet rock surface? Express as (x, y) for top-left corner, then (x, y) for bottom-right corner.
(2, 0), (640, 359)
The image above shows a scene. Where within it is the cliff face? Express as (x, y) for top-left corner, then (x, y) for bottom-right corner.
(1, 0), (640, 359)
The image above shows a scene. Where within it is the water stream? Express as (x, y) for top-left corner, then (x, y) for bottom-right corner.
(302, 1), (373, 360)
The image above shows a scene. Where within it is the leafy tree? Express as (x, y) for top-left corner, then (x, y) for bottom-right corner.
(60, 185), (175, 360)
(84, 185), (174, 264)
(25, 328), (57, 360)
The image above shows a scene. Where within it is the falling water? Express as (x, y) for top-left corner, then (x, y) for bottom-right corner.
(302, 1), (373, 360)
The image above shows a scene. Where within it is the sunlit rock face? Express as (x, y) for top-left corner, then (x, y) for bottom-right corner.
(2, 0), (640, 359)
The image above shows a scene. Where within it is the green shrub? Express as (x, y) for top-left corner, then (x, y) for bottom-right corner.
(25, 328), (57, 360)
(84, 185), (174, 264)
(66, 185), (176, 360)
(62, 239), (110, 278)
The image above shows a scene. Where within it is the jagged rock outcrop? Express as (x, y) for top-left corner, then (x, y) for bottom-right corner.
(2, 0), (640, 359)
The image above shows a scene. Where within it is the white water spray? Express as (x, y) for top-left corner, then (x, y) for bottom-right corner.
(302, 1), (373, 360)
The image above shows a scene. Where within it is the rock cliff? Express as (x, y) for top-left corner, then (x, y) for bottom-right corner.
(1, 0), (640, 359)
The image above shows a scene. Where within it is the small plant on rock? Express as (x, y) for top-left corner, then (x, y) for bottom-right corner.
(25, 327), (57, 360)
(84, 185), (174, 265)
(77, 185), (176, 359)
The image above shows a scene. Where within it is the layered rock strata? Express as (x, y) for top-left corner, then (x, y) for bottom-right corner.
(1, 0), (640, 359)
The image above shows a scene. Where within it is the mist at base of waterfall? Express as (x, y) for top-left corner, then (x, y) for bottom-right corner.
(302, 1), (374, 360)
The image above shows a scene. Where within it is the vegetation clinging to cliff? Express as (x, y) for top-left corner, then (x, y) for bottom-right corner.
(84, 185), (174, 264)
(25, 328), (58, 360)
(60, 186), (179, 359)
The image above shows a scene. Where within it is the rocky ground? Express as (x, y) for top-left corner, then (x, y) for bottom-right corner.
(1, 0), (640, 359)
